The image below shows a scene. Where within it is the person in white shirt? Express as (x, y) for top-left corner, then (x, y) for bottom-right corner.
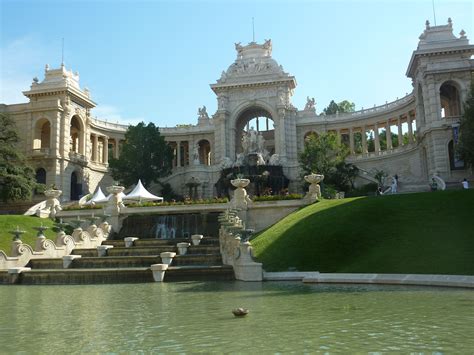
(462, 178), (469, 189)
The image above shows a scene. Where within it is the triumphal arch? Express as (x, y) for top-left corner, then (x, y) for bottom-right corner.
(1, 19), (473, 200)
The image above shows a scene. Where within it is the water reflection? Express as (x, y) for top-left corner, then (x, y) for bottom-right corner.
(0, 282), (473, 352)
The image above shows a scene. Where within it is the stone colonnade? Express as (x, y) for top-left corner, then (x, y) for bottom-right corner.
(331, 111), (416, 155)
(89, 133), (122, 164)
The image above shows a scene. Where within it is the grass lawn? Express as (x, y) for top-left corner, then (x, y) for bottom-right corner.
(252, 189), (474, 275)
(0, 215), (56, 256)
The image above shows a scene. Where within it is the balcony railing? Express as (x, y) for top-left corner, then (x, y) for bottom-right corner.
(69, 151), (88, 165)
(31, 148), (51, 157)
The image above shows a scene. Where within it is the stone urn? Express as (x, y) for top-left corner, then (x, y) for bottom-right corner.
(230, 178), (252, 209)
(105, 185), (125, 216)
(304, 173), (324, 203)
(38, 189), (63, 219)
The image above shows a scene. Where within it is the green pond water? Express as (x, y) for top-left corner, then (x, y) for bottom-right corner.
(1, 281), (473, 353)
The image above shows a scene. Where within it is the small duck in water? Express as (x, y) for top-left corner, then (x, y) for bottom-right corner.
(232, 308), (249, 317)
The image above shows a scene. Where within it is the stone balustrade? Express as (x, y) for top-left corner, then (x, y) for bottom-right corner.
(0, 220), (112, 271)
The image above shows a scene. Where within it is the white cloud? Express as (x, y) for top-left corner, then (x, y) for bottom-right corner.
(92, 104), (144, 126)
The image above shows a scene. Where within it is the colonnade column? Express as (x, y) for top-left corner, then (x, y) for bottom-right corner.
(407, 115), (414, 143)
(361, 126), (367, 154)
(92, 134), (98, 162)
(115, 140), (120, 159)
(336, 129), (341, 145)
(349, 128), (355, 155)
(397, 117), (403, 147)
(386, 121), (393, 150)
(176, 141), (181, 167)
(374, 124), (381, 153)
(103, 136), (109, 164)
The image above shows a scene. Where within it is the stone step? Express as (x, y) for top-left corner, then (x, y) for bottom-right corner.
(133, 238), (219, 247)
(165, 265), (235, 282)
(70, 256), (162, 269)
(15, 268), (154, 285)
(27, 258), (64, 269)
(71, 248), (98, 257)
(172, 254), (223, 266)
(1, 266), (235, 284)
(105, 245), (221, 257)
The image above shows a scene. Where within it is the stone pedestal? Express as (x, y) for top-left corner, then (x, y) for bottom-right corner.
(97, 245), (114, 257)
(177, 242), (190, 255)
(160, 252), (176, 265)
(191, 234), (203, 246)
(124, 237), (138, 247)
(150, 263), (168, 282)
(37, 189), (62, 219)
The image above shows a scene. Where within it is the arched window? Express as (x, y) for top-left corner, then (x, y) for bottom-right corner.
(34, 168), (46, 195)
(440, 82), (461, 118)
(198, 139), (212, 165)
(33, 119), (51, 150)
(70, 116), (84, 154)
(304, 131), (318, 144)
(70, 171), (82, 200)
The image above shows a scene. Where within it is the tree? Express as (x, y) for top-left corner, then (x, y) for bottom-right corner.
(323, 100), (356, 115)
(457, 83), (474, 167)
(109, 122), (174, 188)
(299, 132), (348, 176)
(0, 113), (37, 202)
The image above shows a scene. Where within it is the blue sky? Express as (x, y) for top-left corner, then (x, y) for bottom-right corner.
(1, 0), (472, 127)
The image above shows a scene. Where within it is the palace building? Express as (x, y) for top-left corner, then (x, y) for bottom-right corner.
(1, 19), (473, 201)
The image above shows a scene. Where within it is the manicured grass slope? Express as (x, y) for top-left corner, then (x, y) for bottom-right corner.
(252, 190), (474, 275)
(0, 216), (56, 256)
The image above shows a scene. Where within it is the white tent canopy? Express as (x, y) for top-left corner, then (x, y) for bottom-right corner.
(123, 179), (163, 203)
(84, 186), (107, 205)
(94, 191), (127, 204)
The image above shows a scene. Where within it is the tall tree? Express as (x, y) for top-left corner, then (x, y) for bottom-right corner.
(0, 113), (37, 202)
(457, 83), (474, 167)
(323, 100), (356, 115)
(299, 132), (349, 176)
(109, 122), (174, 188)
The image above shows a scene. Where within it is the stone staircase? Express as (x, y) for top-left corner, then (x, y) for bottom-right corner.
(1, 237), (234, 285)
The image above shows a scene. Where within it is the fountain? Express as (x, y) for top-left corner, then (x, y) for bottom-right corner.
(215, 129), (289, 198)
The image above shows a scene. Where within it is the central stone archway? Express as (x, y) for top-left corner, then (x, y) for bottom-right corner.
(235, 106), (275, 157)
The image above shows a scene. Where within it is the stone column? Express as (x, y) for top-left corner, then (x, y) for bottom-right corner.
(176, 141), (181, 167)
(397, 117), (403, 146)
(407, 115), (414, 143)
(374, 125), (381, 153)
(103, 136), (109, 164)
(386, 121), (392, 150)
(336, 129), (341, 145)
(349, 128), (355, 155)
(92, 134), (98, 162)
(361, 126), (367, 154)
(114, 139), (120, 158)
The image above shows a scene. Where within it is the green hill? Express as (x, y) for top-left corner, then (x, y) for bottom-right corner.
(0, 216), (56, 256)
(252, 190), (474, 275)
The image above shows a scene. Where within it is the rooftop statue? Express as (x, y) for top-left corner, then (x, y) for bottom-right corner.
(198, 106), (209, 120)
(304, 97), (316, 111)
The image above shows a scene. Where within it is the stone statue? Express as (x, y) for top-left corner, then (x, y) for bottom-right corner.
(305, 97), (316, 111)
(235, 42), (243, 55)
(249, 127), (257, 152)
(257, 133), (265, 153)
(256, 153), (266, 166)
(269, 154), (280, 165)
(234, 153), (245, 167)
(221, 157), (233, 169)
(198, 106), (209, 120)
(241, 133), (249, 154)
(192, 143), (200, 165)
